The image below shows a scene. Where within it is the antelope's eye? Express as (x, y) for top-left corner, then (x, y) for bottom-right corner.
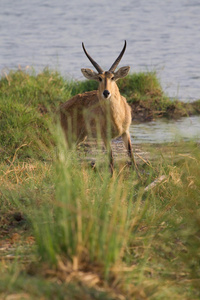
(98, 77), (102, 82)
(111, 76), (115, 80)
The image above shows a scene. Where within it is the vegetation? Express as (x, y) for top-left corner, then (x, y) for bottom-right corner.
(0, 69), (200, 299)
(118, 71), (200, 120)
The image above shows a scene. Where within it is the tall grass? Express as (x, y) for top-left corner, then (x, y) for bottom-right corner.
(31, 127), (139, 278)
(28, 133), (200, 298)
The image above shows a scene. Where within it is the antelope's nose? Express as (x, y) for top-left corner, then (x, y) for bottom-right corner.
(103, 90), (110, 98)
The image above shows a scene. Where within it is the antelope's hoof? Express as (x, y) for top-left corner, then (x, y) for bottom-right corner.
(90, 160), (96, 170)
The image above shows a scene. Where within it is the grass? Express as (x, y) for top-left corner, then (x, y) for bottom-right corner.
(0, 68), (200, 299)
(118, 71), (200, 120)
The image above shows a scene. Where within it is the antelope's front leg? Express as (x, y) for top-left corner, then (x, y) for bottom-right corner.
(108, 148), (114, 174)
(122, 131), (136, 168)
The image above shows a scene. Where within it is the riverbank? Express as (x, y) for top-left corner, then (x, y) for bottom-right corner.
(130, 98), (200, 121)
(1, 68), (200, 122)
(118, 71), (200, 121)
(0, 68), (199, 163)
(0, 68), (199, 160)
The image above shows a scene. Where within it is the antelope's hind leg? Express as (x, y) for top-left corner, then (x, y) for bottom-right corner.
(122, 131), (136, 169)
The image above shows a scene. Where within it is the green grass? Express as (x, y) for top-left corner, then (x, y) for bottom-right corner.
(0, 69), (64, 162)
(0, 68), (200, 299)
(118, 71), (200, 119)
(118, 71), (162, 98)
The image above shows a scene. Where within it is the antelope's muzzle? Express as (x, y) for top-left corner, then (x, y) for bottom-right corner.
(103, 90), (110, 98)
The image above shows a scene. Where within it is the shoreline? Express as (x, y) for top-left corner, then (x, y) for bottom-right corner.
(129, 98), (200, 122)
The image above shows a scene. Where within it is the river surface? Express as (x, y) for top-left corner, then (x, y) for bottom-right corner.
(1, 0), (200, 143)
(130, 116), (200, 144)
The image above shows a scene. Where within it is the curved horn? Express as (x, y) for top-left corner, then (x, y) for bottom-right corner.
(82, 42), (104, 74)
(109, 40), (127, 72)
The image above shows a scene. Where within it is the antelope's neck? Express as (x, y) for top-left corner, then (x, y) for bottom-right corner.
(97, 88), (126, 136)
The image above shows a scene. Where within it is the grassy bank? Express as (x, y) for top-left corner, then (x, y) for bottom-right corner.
(0, 68), (199, 161)
(118, 71), (200, 121)
(0, 69), (200, 299)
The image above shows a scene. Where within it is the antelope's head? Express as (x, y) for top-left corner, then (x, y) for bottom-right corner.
(81, 41), (130, 100)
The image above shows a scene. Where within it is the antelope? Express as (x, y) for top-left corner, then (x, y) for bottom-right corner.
(60, 40), (136, 171)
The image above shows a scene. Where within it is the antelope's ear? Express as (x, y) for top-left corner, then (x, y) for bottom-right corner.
(81, 68), (99, 81)
(114, 66), (130, 80)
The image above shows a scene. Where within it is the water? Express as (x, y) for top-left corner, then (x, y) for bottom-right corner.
(0, 0), (200, 101)
(130, 116), (200, 144)
(1, 0), (200, 143)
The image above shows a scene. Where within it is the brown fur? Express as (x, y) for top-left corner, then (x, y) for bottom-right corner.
(60, 89), (131, 142)
(60, 72), (135, 170)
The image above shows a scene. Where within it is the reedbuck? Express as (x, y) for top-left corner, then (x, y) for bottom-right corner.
(60, 40), (136, 171)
